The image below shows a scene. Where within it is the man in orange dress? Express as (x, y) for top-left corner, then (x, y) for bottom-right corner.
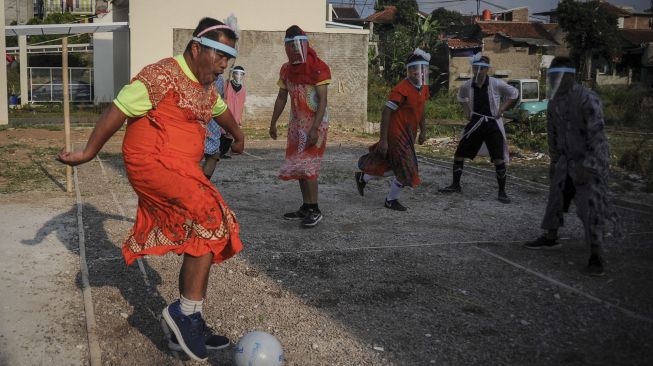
(269, 25), (331, 227)
(356, 49), (430, 211)
(57, 18), (244, 362)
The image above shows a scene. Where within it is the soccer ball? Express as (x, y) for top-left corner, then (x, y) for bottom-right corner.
(233, 331), (284, 366)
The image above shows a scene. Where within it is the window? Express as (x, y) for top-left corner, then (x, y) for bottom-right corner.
(522, 82), (539, 100)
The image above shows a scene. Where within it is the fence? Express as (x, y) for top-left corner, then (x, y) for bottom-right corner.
(29, 67), (93, 103)
(43, 0), (95, 15)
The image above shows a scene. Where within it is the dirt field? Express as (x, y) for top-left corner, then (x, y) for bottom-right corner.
(1, 127), (653, 365)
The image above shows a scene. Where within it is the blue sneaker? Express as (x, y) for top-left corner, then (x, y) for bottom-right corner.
(162, 317), (230, 351)
(162, 301), (208, 361)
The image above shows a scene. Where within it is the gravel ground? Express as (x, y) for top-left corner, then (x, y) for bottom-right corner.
(61, 137), (653, 366)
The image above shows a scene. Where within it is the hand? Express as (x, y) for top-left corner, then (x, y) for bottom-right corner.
(418, 132), (426, 145)
(56, 149), (91, 166)
(375, 140), (388, 156)
(231, 137), (244, 155)
(269, 124), (277, 140)
(306, 128), (318, 147)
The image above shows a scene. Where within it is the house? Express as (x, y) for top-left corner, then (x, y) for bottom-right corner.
(328, 5), (364, 27)
(441, 6), (564, 90)
(534, 0), (653, 87)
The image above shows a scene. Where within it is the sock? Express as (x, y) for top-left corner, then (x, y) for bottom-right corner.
(386, 178), (404, 201)
(180, 295), (203, 316)
(362, 173), (375, 183)
(305, 203), (319, 212)
(495, 163), (507, 192)
(453, 161), (464, 186)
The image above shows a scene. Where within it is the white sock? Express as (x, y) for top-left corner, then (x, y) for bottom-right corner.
(362, 173), (376, 183)
(386, 178), (403, 201)
(180, 295), (203, 316)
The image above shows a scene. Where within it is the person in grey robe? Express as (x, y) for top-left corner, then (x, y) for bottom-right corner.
(525, 56), (620, 276)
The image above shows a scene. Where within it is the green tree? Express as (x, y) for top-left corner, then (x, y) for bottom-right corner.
(556, 0), (621, 80)
(376, 0), (418, 26)
(430, 7), (463, 29)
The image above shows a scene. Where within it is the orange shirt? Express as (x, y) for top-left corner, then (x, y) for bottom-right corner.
(387, 79), (429, 139)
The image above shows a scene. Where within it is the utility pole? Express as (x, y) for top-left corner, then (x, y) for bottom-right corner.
(477, 0), (481, 16)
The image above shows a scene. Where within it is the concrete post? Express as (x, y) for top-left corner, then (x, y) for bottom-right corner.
(19, 35), (29, 105)
(1, 5), (9, 125)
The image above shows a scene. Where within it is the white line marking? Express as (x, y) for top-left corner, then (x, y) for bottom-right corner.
(73, 168), (103, 366)
(274, 239), (528, 255)
(242, 151), (263, 160)
(473, 246), (653, 324)
(95, 155), (151, 288)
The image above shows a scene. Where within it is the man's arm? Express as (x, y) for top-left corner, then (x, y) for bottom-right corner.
(215, 108), (245, 154)
(269, 88), (288, 140)
(418, 112), (427, 145)
(496, 80), (519, 119)
(57, 104), (127, 166)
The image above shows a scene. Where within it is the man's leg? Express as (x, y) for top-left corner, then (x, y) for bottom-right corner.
(525, 174), (569, 250)
(301, 179), (322, 227)
(574, 185), (606, 276)
(493, 158), (510, 203)
(162, 252), (215, 361)
(384, 178), (407, 211)
(440, 131), (482, 193)
(439, 157), (464, 193)
(202, 153), (220, 181)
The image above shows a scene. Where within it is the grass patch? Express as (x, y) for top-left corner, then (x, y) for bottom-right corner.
(0, 145), (66, 193)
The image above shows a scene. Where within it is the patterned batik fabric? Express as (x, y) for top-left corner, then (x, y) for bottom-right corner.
(541, 83), (621, 248)
(358, 79), (429, 187)
(278, 80), (329, 180)
(120, 57), (243, 265)
(204, 119), (221, 156)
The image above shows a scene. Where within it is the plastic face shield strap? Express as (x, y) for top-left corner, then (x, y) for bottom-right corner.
(546, 67), (576, 100)
(472, 62), (490, 85)
(284, 36), (308, 64)
(406, 60), (429, 87)
(192, 36), (238, 58)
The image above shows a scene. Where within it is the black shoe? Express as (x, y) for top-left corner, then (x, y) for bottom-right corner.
(524, 235), (561, 249)
(438, 184), (461, 193)
(302, 209), (323, 227)
(162, 301), (208, 361)
(283, 207), (308, 220)
(355, 172), (366, 196)
(384, 199), (407, 211)
(498, 190), (511, 204)
(587, 254), (605, 277)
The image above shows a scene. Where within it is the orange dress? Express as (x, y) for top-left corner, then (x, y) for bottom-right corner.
(277, 63), (331, 180)
(119, 58), (243, 265)
(358, 79), (429, 187)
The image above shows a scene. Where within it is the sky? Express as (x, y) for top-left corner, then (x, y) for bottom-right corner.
(329, 0), (652, 19)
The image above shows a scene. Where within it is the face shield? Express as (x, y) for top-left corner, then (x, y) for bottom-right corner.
(284, 35), (309, 64)
(546, 67), (576, 100)
(192, 36), (238, 59)
(406, 60), (430, 88)
(471, 62), (490, 85)
(231, 69), (245, 86)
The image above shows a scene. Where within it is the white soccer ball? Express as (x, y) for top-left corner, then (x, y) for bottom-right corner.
(233, 331), (284, 366)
